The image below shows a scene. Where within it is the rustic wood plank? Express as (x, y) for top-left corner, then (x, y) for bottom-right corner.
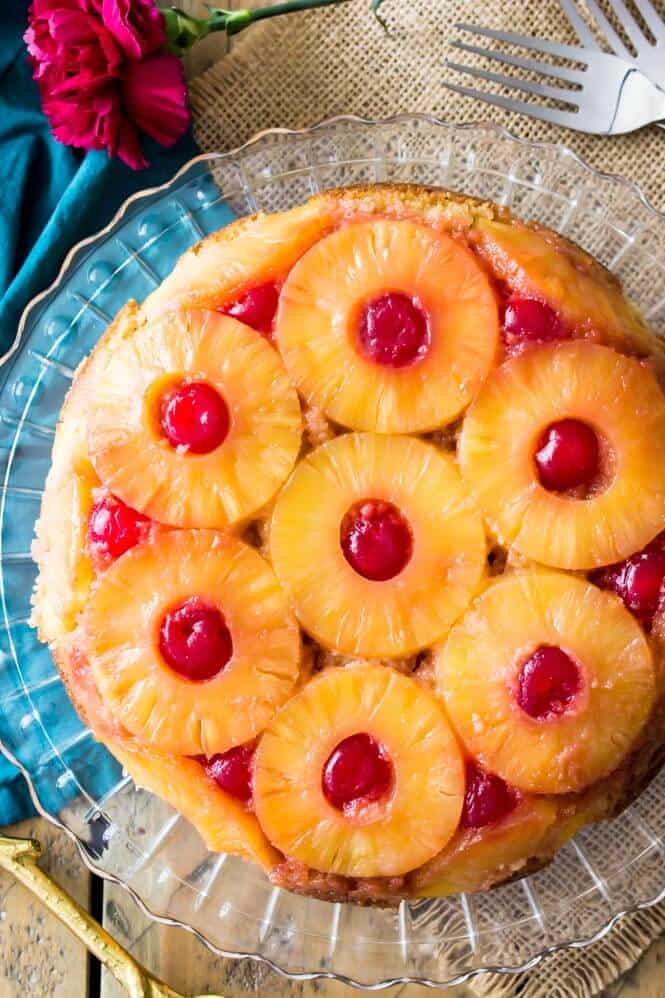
(0, 815), (91, 998)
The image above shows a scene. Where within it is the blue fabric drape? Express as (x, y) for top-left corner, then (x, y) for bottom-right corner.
(0, 1), (199, 823)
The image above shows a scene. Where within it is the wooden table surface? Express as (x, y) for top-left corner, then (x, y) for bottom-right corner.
(2, 3), (664, 995)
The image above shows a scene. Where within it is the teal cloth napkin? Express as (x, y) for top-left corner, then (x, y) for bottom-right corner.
(0, 2), (199, 825)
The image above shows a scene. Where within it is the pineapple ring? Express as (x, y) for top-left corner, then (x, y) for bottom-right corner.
(275, 219), (500, 432)
(410, 797), (558, 896)
(437, 571), (655, 794)
(459, 341), (665, 570)
(106, 738), (280, 869)
(475, 218), (665, 366)
(143, 200), (335, 320)
(254, 665), (466, 878)
(83, 530), (302, 757)
(269, 432), (487, 657)
(87, 309), (302, 528)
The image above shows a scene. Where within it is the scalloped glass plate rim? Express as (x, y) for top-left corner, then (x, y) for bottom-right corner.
(1, 113), (665, 991)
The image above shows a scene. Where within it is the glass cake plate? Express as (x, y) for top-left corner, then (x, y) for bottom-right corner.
(2, 115), (665, 990)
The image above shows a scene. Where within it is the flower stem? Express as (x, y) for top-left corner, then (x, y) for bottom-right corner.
(162, 0), (354, 54)
(222, 0), (352, 35)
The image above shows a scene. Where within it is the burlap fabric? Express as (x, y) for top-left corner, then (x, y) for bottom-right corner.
(188, 3), (665, 992)
(190, 0), (665, 212)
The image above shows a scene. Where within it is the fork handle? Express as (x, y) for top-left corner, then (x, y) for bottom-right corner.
(0, 833), (226, 998)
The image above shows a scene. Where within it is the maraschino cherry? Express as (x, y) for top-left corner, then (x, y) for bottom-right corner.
(322, 733), (393, 811)
(517, 645), (582, 720)
(88, 493), (150, 564)
(159, 597), (233, 681)
(461, 761), (518, 829)
(159, 381), (230, 454)
(222, 281), (280, 337)
(340, 500), (413, 581)
(205, 743), (255, 805)
(534, 419), (599, 492)
(502, 297), (567, 348)
(592, 534), (665, 627)
(357, 292), (431, 368)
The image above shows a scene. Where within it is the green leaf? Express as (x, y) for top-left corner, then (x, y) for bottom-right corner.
(161, 8), (212, 55)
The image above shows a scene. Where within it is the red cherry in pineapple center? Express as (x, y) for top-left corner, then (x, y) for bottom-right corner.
(159, 597), (233, 681)
(205, 744), (255, 804)
(357, 292), (430, 368)
(461, 762), (518, 829)
(502, 297), (565, 345)
(517, 645), (581, 720)
(159, 381), (229, 454)
(222, 281), (280, 336)
(322, 733), (393, 811)
(340, 499), (413, 581)
(88, 494), (149, 562)
(534, 418), (599, 492)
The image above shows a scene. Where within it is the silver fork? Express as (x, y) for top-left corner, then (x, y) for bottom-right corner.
(444, 23), (665, 134)
(560, 0), (665, 90)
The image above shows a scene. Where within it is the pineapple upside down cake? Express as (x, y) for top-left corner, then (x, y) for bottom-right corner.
(32, 184), (665, 903)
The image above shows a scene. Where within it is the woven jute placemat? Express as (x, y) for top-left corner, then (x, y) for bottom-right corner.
(188, 2), (665, 992)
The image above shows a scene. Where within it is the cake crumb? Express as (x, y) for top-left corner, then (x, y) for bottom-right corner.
(303, 403), (337, 448)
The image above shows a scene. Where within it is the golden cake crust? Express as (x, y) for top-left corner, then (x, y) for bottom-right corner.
(33, 183), (665, 904)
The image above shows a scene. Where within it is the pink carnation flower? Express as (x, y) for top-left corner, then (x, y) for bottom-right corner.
(122, 53), (190, 148)
(42, 86), (150, 170)
(25, 0), (190, 170)
(102, 0), (166, 60)
(42, 89), (117, 153)
(25, 0), (123, 95)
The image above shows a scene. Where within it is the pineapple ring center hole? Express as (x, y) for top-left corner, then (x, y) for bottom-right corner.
(340, 499), (414, 581)
(461, 761), (519, 829)
(322, 733), (394, 812)
(533, 418), (611, 497)
(158, 596), (233, 681)
(516, 644), (582, 720)
(156, 379), (230, 454)
(356, 292), (431, 368)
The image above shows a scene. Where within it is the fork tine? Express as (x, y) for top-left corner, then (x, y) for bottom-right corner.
(451, 40), (584, 85)
(632, 0), (665, 40)
(583, 0), (634, 56)
(455, 22), (591, 63)
(558, 0), (600, 49)
(444, 59), (580, 106)
(441, 80), (580, 130)
(607, 0), (651, 48)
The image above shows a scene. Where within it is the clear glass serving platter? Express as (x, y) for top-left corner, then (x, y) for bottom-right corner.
(2, 115), (665, 991)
